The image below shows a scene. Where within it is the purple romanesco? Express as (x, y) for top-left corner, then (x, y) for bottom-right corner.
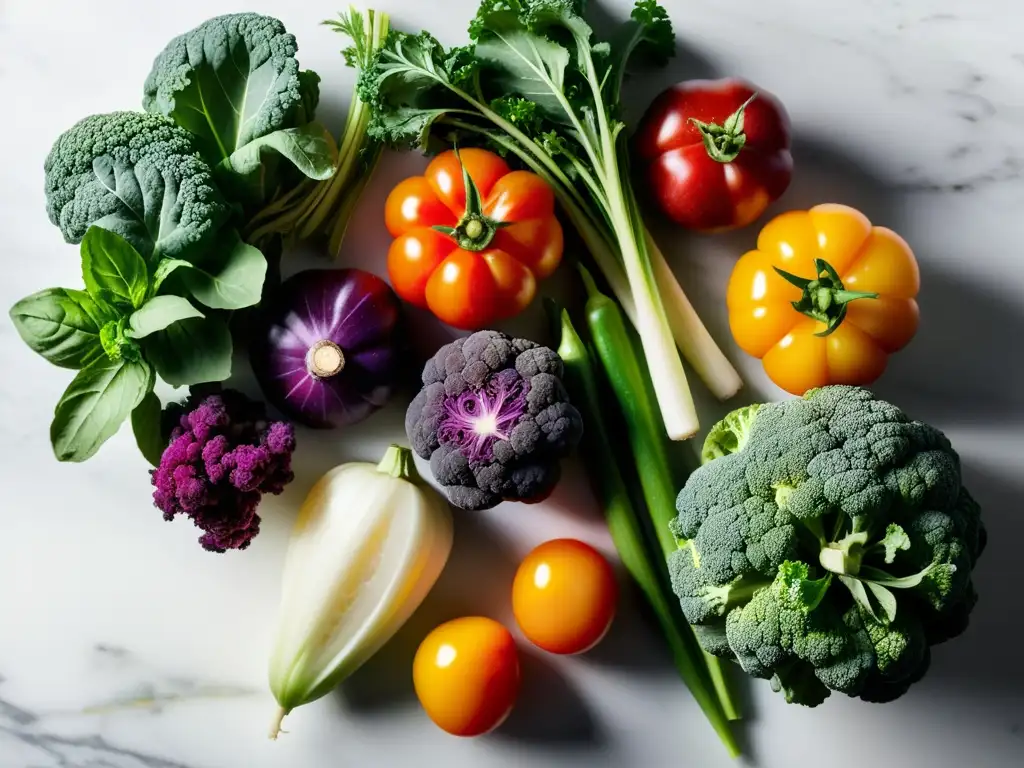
(152, 389), (296, 552)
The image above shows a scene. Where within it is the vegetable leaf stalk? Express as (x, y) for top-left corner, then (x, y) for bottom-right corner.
(247, 8), (389, 255)
(357, 0), (743, 438)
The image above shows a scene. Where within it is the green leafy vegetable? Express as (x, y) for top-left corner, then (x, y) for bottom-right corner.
(80, 227), (149, 310)
(127, 296), (204, 339)
(144, 316), (232, 386)
(358, 0), (742, 437)
(142, 12), (331, 193)
(9, 288), (115, 370)
(223, 123), (337, 181)
(131, 390), (166, 467)
(50, 357), (153, 462)
(177, 231), (268, 310)
(43, 111), (230, 261)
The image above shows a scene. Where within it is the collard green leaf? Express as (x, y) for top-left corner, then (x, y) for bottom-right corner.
(145, 316), (232, 386)
(181, 230), (268, 310)
(50, 357), (153, 462)
(81, 227), (149, 309)
(131, 390), (166, 467)
(9, 288), (116, 369)
(224, 123), (338, 181)
(143, 14), (317, 165)
(127, 295), (204, 339)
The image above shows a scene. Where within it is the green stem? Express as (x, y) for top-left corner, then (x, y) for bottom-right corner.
(690, 93), (757, 164)
(775, 258), (879, 337)
(376, 444), (422, 483)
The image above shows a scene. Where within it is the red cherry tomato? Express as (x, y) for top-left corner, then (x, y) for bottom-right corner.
(512, 539), (618, 655)
(635, 78), (793, 232)
(413, 617), (520, 737)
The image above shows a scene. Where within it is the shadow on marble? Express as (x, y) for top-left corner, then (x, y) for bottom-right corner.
(335, 510), (521, 714)
(921, 461), (1023, 702)
(491, 647), (606, 748)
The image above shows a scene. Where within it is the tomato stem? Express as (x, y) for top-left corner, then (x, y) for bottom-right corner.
(774, 258), (879, 337)
(431, 148), (505, 251)
(689, 93), (757, 164)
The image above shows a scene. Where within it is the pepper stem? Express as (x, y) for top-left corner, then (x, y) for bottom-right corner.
(376, 444), (423, 484)
(430, 148), (505, 251)
(774, 258), (879, 337)
(689, 93), (758, 163)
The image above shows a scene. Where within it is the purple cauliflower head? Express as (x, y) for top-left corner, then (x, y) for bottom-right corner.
(152, 389), (296, 552)
(406, 330), (583, 510)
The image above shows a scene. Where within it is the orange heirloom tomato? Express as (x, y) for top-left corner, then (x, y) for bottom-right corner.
(413, 616), (520, 737)
(385, 148), (564, 330)
(512, 539), (618, 655)
(727, 204), (920, 395)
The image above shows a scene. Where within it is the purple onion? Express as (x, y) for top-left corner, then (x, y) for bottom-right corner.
(251, 269), (402, 428)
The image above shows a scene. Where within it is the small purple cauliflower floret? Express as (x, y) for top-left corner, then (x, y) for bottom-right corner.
(406, 330), (583, 510)
(152, 389), (296, 552)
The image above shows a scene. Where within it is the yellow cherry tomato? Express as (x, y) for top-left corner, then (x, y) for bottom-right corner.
(512, 539), (618, 655)
(413, 617), (519, 737)
(727, 204), (920, 395)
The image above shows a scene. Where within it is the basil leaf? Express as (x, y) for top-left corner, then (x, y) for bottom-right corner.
(50, 357), (153, 462)
(145, 316), (232, 386)
(182, 229), (267, 310)
(81, 226), (149, 309)
(127, 296), (204, 339)
(224, 123), (338, 181)
(131, 390), (166, 467)
(152, 258), (192, 294)
(9, 288), (117, 369)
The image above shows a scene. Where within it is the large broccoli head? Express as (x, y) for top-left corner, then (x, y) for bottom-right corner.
(143, 13), (320, 166)
(668, 386), (985, 706)
(44, 111), (229, 260)
(406, 330), (583, 510)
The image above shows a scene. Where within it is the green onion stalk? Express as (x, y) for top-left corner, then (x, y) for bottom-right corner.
(551, 298), (740, 757)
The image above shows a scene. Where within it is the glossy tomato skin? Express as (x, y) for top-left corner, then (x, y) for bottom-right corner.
(636, 78), (793, 232)
(384, 149), (563, 330)
(727, 204), (920, 395)
(512, 539), (618, 655)
(413, 616), (520, 737)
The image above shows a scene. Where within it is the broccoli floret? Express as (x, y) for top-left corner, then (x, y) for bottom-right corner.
(668, 386), (986, 706)
(43, 111), (229, 259)
(406, 330), (583, 510)
(143, 13), (319, 165)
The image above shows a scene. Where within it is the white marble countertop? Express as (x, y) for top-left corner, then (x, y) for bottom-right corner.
(1, 1), (1021, 766)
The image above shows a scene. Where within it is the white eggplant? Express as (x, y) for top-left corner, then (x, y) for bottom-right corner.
(268, 445), (453, 737)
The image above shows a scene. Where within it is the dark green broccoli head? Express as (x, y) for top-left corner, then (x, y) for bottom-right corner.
(143, 13), (319, 166)
(668, 386), (985, 706)
(43, 111), (229, 260)
(406, 330), (583, 510)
